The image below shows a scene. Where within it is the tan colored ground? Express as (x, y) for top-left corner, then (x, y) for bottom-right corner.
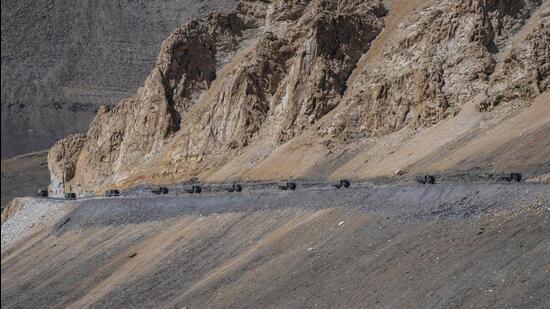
(411, 92), (550, 174)
(348, 0), (431, 83)
(205, 90), (550, 183)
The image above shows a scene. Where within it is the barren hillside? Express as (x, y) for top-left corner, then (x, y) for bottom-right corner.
(2, 183), (549, 308)
(46, 0), (550, 196)
(2, 2), (550, 308)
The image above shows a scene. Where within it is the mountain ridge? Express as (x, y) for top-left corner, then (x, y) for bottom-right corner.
(47, 0), (550, 195)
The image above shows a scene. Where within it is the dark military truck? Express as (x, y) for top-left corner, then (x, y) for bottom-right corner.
(152, 187), (169, 195)
(333, 179), (351, 189)
(185, 185), (202, 194)
(416, 175), (436, 184)
(37, 189), (48, 197)
(64, 192), (77, 200)
(225, 183), (243, 193)
(278, 182), (297, 191)
(500, 173), (522, 182)
(105, 189), (120, 197)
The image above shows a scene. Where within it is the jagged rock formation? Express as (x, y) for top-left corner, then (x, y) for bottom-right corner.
(486, 6), (550, 109)
(48, 134), (87, 195)
(331, 0), (546, 138)
(48, 0), (550, 195)
(1, 0), (238, 158)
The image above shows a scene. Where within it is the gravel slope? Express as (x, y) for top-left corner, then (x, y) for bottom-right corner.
(2, 182), (549, 308)
(1, 198), (73, 247)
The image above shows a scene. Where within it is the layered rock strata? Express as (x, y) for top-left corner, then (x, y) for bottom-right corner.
(48, 0), (549, 194)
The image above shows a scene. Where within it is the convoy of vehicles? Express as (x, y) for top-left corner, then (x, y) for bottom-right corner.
(40, 172), (526, 200)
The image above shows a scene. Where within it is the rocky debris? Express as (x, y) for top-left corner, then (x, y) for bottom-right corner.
(1, 183), (549, 308)
(394, 169), (408, 176)
(1, 198), (69, 249)
(525, 172), (550, 183)
(47, 0), (548, 194)
(1, 198), (26, 224)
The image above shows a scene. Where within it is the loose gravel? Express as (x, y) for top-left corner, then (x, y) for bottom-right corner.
(1, 198), (72, 249)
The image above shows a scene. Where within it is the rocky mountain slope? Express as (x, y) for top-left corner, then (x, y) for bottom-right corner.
(1, 0), (238, 158)
(48, 0), (550, 195)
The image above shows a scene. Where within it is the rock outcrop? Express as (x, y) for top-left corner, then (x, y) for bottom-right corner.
(48, 0), (549, 194)
(329, 0), (547, 139)
(486, 4), (550, 109)
(48, 134), (87, 195)
(1, 198), (25, 224)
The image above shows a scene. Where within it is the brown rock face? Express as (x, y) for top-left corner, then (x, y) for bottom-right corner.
(1, 198), (25, 224)
(48, 134), (86, 195)
(330, 0), (546, 139)
(48, 0), (549, 193)
(486, 7), (550, 109)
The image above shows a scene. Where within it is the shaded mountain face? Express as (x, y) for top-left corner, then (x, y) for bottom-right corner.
(47, 0), (549, 195)
(0, 0), (239, 158)
(0, 151), (49, 210)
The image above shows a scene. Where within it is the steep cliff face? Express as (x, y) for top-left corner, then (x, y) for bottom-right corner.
(48, 134), (87, 195)
(328, 0), (546, 138)
(48, 0), (549, 195)
(486, 4), (550, 108)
